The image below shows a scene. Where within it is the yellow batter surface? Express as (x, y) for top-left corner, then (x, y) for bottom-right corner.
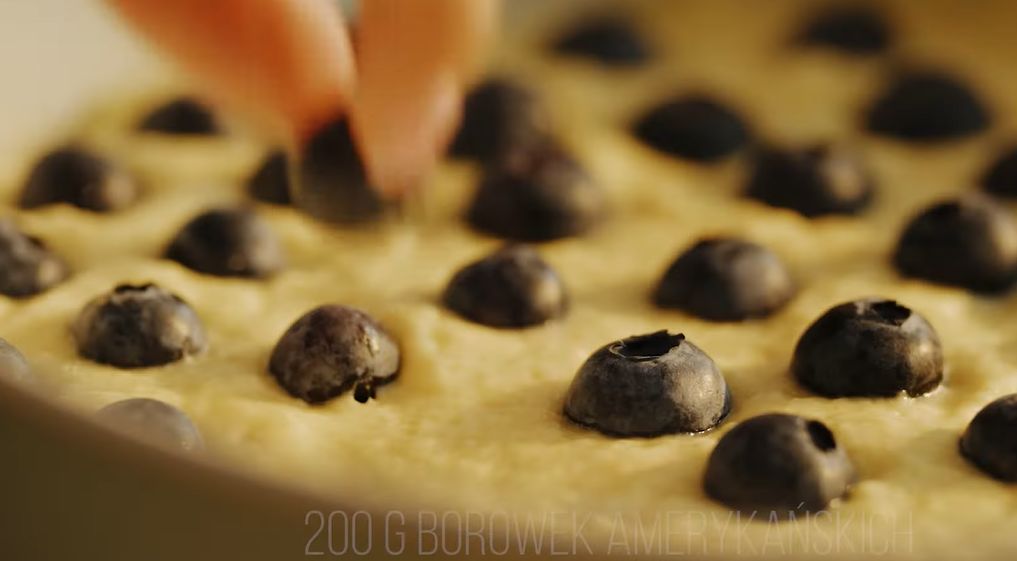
(3, 1), (1017, 558)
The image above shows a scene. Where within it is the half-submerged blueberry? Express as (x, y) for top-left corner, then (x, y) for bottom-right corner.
(247, 150), (291, 205)
(745, 144), (874, 217)
(865, 72), (991, 141)
(296, 119), (385, 224)
(97, 398), (204, 453)
(443, 245), (568, 328)
(894, 195), (1017, 293)
(551, 17), (652, 66)
(0, 219), (69, 298)
(467, 144), (605, 242)
(269, 305), (400, 404)
(138, 97), (220, 135)
(73, 284), (207, 368)
(563, 331), (731, 437)
(450, 78), (552, 163)
(704, 413), (856, 515)
(796, 5), (892, 55)
(19, 146), (138, 212)
(165, 207), (285, 278)
(960, 394), (1017, 481)
(792, 298), (943, 397)
(632, 96), (750, 162)
(654, 238), (796, 321)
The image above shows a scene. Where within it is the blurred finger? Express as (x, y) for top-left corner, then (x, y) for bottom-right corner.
(353, 0), (500, 198)
(106, 0), (355, 138)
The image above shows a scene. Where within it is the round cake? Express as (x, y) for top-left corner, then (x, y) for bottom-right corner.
(3, 1), (1017, 558)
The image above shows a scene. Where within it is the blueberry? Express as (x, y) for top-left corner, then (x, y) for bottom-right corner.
(97, 398), (204, 453)
(295, 119), (385, 223)
(563, 331), (731, 436)
(443, 245), (568, 328)
(632, 96), (750, 162)
(980, 146), (1017, 198)
(0, 219), (69, 298)
(865, 72), (990, 141)
(654, 238), (796, 321)
(268, 305), (400, 404)
(704, 413), (856, 515)
(73, 284), (207, 368)
(745, 144), (874, 217)
(165, 208), (285, 278)
(0, 338), (31, 385)
(551, 17), (653, 66)
(247, 150), (291, 205)
(797, 5), (891, 55)
(792, 298), (943, 397)
(960, 394), (1017, 481)
(138, 98), (220, 135)
(19, 146), (138, 212)
(467, 144), (605, 242)
(894, 195), (1017, 292)
(449, 79), (552, 163)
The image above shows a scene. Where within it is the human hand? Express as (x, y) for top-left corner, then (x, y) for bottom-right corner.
(106, 0), (499, 198)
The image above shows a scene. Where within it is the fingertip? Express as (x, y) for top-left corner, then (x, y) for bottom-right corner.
(352, 0), (500, 197)
(353, 71), (461, 199)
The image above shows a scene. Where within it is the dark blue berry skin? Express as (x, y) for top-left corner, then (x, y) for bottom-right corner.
(269, 305), (400, 404)
(704, 413), (856, 516)
(467, 145), (605, 242)
(894, 195), (1017, 293)
(797, 6), (891, 55)
(551, 17), (652, 66)
(19, 146), (138, 212)
(961, 394), (1017, 481)
(138, 98), (220, 135)
(450, 79), (552, 164)
(443, 245), (567, 329)
(73, 284), (207, 369)
(564, 331), (731, 437)
(296, 119), (385, 224)
(866, 72), (990, 141)
(792, 298), (943, 398)
(247, 150), (291, 205)
(745, 144), (874, 218)
(654, 238), (796, 321)
(97, 398), (204, 453)
(0, 219), (69, 298)
(633, 97), (750, 162)
(165, 208), (285, 278)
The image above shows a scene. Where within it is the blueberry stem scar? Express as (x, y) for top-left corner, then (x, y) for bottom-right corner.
(609, 331), (685, 361)
(806, 420), (837, 451)
(869, 300), (911, 326)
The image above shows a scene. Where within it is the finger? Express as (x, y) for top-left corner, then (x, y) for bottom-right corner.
(353, 0), (500, 198)
(106, 0), (354, 139)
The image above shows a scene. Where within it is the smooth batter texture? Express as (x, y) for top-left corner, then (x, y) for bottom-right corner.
(3, 1), (1017, 558)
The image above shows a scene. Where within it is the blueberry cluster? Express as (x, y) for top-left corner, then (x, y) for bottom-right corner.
(483, 5), (1017, 515)
(560, 292), (1016, 515)
(7, 2), (1017, 523)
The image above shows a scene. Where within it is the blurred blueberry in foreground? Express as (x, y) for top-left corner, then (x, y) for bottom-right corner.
(0, 338), (31, 385)
(96, 398), (204, 453)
